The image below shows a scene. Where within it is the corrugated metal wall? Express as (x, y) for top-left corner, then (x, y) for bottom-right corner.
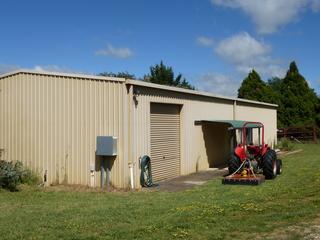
(130, 86), (277, 187)
(130, 86), (236, 187)
(235, 102), (277, 148)
(0, 73), (128, 188)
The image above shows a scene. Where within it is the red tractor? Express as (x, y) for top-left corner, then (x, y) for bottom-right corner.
(227, 121), (282, 182)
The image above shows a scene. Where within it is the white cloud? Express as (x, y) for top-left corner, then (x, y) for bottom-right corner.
(33, 65), (84, 74)
(196, 73), (239, 97)
(215, 32), (270, 63)
(194, 32), (286, 96)
(34, 65), (64, 72)
(211, 0), (315, 34)
(95, 43), (133, 59)
(311, 0), (320, 12)
(0, 64), (20, 74)
(0, 63), (85, 75)
(215, 32), (286, 78)
(196, 36), (214, 47)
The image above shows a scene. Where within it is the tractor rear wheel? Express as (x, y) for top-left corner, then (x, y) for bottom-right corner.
(263, 150), (277, 179)
(228, 154), (241, 175)
(276, 159), (282, 175)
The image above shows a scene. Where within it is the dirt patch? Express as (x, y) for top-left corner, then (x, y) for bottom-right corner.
(255, 216), (320, 240)
(30, 168), (228, 193)
(145, 168), (228, 192)
(277, 149), (303, 157)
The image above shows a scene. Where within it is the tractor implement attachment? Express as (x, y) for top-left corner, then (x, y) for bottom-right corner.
(222, 174), (265, 185)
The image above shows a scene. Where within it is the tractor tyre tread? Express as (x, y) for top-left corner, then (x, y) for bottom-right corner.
(263, 150), (277, 179)
(276, 159), (282, 175)
(270, 149), (277, 159)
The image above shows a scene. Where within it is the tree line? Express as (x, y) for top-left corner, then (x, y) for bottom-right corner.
(238, 61), (320, 128)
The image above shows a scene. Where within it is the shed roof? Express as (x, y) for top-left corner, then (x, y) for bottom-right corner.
(126, 79), (277, 108)
(0, 69), (277, 108)
(0, 69), (126, 82)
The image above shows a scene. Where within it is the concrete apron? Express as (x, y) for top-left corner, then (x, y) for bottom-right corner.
(144, 168), (228, 192)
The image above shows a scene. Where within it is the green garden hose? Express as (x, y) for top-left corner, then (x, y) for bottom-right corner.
(140, 155), (153, 187)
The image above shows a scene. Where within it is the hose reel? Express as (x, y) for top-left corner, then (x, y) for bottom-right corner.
(140, 155), (153, 187)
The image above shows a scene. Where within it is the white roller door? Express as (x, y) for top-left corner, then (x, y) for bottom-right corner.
(150, 103), (181, 181)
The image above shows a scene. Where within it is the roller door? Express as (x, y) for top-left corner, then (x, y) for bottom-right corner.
(150, 103), (181, 181)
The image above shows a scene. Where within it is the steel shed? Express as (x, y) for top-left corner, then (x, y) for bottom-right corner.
(0, 70), (277, 188)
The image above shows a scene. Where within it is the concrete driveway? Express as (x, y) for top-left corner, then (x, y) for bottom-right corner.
(146, 167), (228, 192)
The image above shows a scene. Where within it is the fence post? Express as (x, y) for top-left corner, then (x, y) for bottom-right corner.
(313, 126), (317, 144)
(284, 128), (287, 139)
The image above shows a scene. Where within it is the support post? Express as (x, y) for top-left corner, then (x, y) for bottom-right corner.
(106, 159), (110, 190)
(101, 158), (105, 188)
(233, 100), (237, 120)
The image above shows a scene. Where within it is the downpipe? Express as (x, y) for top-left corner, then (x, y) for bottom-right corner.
(129, 162), (135, 190)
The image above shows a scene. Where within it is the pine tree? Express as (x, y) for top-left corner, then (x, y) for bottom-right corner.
(99, 71), (135, 79)
(238, 70), (278, 104)
(145, 61), (194, 90)
(237, 62), (319, 128)
(279, 61), (319, 127)
(268, 77), (282, 92)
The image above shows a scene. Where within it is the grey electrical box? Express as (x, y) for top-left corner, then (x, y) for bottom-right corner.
(96, 136), (117, 156)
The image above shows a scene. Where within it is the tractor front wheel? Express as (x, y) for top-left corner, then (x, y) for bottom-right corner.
(228, 154), (241, 175)
(276, 159), (282, 175)
(263, 150), (277, 179)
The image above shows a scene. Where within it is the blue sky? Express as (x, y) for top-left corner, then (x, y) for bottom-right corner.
(0, 0), (320, 96)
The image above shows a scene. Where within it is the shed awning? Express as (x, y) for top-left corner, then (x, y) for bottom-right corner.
(194, 120), (262, 129)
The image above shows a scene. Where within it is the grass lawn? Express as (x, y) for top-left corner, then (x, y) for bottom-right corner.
(1, 144), (320, 240)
